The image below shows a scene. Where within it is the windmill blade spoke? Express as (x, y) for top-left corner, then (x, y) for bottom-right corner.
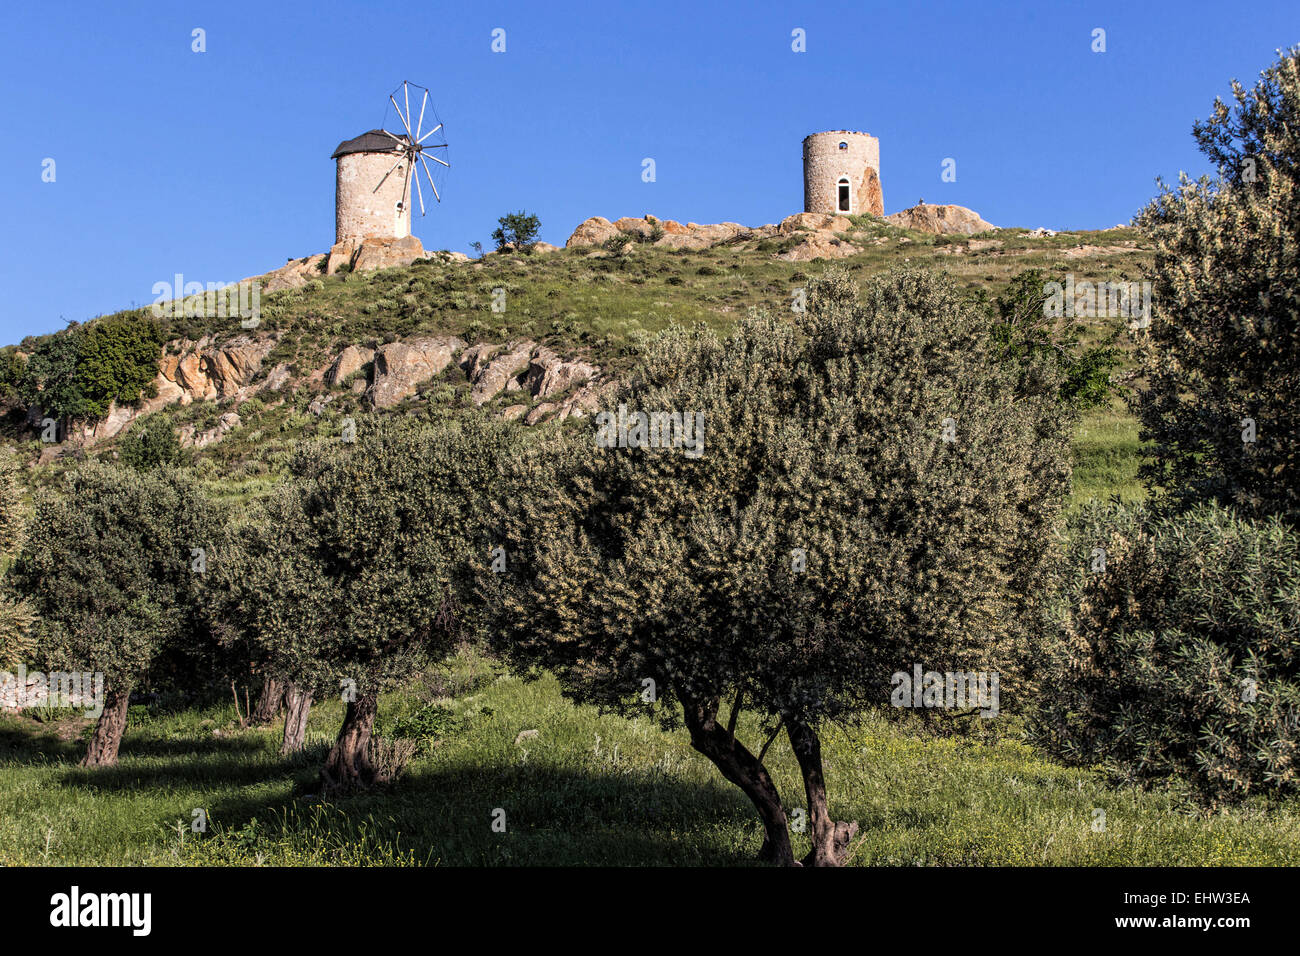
(389, 95), (414, 138)
(372, 154), (406, 192)
(426, 153), (450, 168)
(413, 164), (426, 215)
(418, 123), (443, 144)
(415, 91), (428, 142)
(420, 155), (442, 202)
(403, 83), (412, 140)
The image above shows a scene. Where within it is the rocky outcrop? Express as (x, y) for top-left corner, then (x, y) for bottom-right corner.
(522, 347), (599, 400)
(180, 412), (241, 449)
(327, 235), (427, 275)
(470, 341), (536, 407)
(565, 215), (776, 251)
(326, 345), (375, 386)
(885, 203), (996, 235)
(258, 254), (327, 294)
(366, 336), (465, 408)
(76, 334), (277, 444)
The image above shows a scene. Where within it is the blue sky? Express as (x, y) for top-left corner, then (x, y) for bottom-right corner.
(1, 0), (1296, 343)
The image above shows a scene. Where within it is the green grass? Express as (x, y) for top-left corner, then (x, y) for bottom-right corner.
(1071, 398), (1146, 509)
(2, 649), (1295, 866)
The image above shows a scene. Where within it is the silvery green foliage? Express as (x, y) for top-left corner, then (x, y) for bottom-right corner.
(492, 268), (1071, 727)
(1134, 48), (1300, 523)
(14, 462), (217, 688)
(1037, 503), (1300, 802)
(0, 450), (33, 666)
(210, 481), (338, 697)
(274, 415), (512, 698)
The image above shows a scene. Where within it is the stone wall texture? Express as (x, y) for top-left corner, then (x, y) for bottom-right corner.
(336, 150), (412, 243)
(803, 131), (883, 217)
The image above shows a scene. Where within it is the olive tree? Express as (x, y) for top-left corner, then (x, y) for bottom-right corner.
(1134, 47), (1300, 523)
(286, 415), (510, 791)
(14, 462), (218, 765)
(491, 268), (1071, 865)
(210, 481), (337, 753)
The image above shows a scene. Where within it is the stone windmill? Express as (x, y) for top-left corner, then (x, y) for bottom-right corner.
(327, 81), (449, 274)
(802, 131), (883, 218)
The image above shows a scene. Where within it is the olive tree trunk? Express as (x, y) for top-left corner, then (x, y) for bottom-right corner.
(787, 718), (859, 867)
(81, 685), (132, 767)
(681, 696), (795, 866)
(320, 692), (386, 792)
(280, 683), (312, 755)
(251, 676), (285, 725)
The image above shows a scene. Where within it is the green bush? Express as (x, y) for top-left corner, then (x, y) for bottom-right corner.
(1134, 48), (1300, 523)
(1035, 502), (1300, 803)
(21, 313), (162, 422)
(117, 414), (186, 471)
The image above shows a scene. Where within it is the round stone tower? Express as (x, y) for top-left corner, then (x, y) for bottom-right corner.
(331, 129), (413, 243)
(803, 130), (883, 217)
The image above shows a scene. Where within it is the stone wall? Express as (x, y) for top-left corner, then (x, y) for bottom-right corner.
(336, 150), (412, 243)
(803, 131), (883, 217)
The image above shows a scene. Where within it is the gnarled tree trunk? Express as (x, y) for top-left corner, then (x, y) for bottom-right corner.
(787, 718), (859, 866)
(280, 683), (312, 755)
(320, 692), (385, 792)
(82, 685), (131, 767)
(252, 676), (285, 725)
(681, 695), (795, 866)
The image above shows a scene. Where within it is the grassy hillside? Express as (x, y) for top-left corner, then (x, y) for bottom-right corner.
(7, 219), (1155, 509)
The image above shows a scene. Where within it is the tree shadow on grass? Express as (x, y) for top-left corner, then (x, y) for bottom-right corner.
(103, 747), (774, 866)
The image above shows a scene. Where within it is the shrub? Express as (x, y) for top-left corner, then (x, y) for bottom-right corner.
(992, 269), (1122, 411)
(1133, 48), (1300, 523)
(117, 414), (186, 471)
(1035, 503), (1300, 803)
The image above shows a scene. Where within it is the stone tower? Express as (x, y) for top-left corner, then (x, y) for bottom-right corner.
(331, 129), (414, 243)
(803, 131), (883, 217)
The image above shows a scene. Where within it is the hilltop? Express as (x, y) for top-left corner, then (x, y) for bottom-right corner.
(0, 210), (1152, 504)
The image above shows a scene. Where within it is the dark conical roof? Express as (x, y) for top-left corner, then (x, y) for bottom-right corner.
(331, 129), (411, 159)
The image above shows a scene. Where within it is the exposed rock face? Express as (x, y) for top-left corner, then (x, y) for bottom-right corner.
(778, 212), (847, 234)
(777, 233), (858, 262)
(522, 347), (599, 400)
(326, 345), (375, 387)
(566, 217), (622, 248)
(180, 412), (241, 449)
(471, 341), (536, 407)
(885, 203), (996, 235)
(327, 235), (426, 275)
(367, 336), (466, 408)
(258, 254), (327, 294)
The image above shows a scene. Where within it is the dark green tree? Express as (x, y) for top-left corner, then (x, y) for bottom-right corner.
(491, 211), (541, 253)
(991, 269), (1123, 411)
(13, 462), (219, 765)
(491, 268), (1071, 865)
(117, 414), (186, 472)
(284, 415), (512, 790)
